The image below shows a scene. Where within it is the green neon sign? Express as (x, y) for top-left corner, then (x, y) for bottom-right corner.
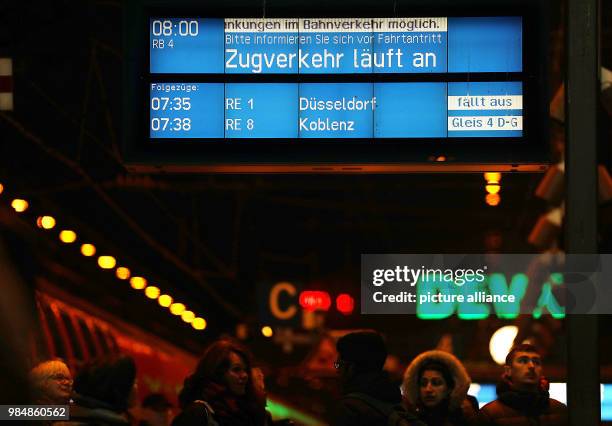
(416, 273), (565, 320)
(267, 398), (322, 425)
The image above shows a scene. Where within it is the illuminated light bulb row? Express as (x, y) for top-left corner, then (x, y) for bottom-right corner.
(9, 197), (119, 273)
(34, 215), (98, 257)
(34, 214), (98, 252)
(109, 261), (207, 330)
(483, 173), (502, 206)
(100, 255), (207, 331)
(126, 275), (206, 330)
(1, 185), (209, 333)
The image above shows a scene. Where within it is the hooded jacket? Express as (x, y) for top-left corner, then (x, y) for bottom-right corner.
(402, 350), (479, 426)
(477, 378), (567, 426)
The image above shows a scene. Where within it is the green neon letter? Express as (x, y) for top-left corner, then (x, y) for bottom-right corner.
(488, 273), (528, 319)
(416, 279), (457, 320)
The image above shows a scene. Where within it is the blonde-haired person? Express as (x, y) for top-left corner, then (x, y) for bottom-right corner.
(29, 359), (73, 405)
(402, 351), (478, 426)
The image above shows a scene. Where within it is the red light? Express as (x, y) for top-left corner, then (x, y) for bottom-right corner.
(299, 291), (331, 311)
(336, 294), (355, 315)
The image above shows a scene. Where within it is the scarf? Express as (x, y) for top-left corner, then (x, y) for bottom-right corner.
(201, 381), (264, 426)
(496, 378), (550, 416)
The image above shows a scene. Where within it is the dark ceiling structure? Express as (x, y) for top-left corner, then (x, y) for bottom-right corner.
(0, 0), (610, 359)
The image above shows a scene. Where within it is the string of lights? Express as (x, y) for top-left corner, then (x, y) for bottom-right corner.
(1, 182), (208, 332)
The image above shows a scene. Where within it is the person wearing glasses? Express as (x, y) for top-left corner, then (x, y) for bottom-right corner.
(29, 359), (74, 405)
(334, 330), (423, 426)
(477, 344), (567, 426)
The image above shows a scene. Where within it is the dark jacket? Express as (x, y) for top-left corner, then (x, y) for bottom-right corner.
(172, 381), (265, 426)
(477, 380), (568, 426)
(172, 400), (218, 426)
(335, 371), (407, 426)
(54, 394), (130, 426)
(407, 399), (479, 426)
(402, 351), (479, 426)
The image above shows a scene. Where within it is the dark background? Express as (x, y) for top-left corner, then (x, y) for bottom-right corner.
(0, 0), (610, 373)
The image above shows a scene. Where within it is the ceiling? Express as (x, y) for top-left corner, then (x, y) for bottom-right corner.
(0, 0), (610, 358)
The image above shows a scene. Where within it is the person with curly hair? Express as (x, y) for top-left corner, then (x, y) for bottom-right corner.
(172, 339), (266, 426)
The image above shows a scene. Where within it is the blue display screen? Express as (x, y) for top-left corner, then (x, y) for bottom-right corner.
(150, 83), (224, 138)
(149, 81), (522, 139)
(471, 383), (612, 421)
(448, 82), (523, 138)
(374, 83), (447, 137)
(150, 17), (521, 74)
(299, 83), (375, 138)
(150, 19), (225, 73)
(225, 84), (299, 138)
(448, 17), (522, 73)
(148, 17), (524, 140)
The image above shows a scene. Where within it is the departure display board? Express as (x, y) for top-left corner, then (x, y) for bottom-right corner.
(123, 0), (549, 172)
(149, 17), (522, 74)
(149, 81), (523, 139)
(148, 17), (523, 140)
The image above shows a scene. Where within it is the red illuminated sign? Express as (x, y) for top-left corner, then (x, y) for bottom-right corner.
(299, 291), (332, 311)
(336, 294), (355, 315)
